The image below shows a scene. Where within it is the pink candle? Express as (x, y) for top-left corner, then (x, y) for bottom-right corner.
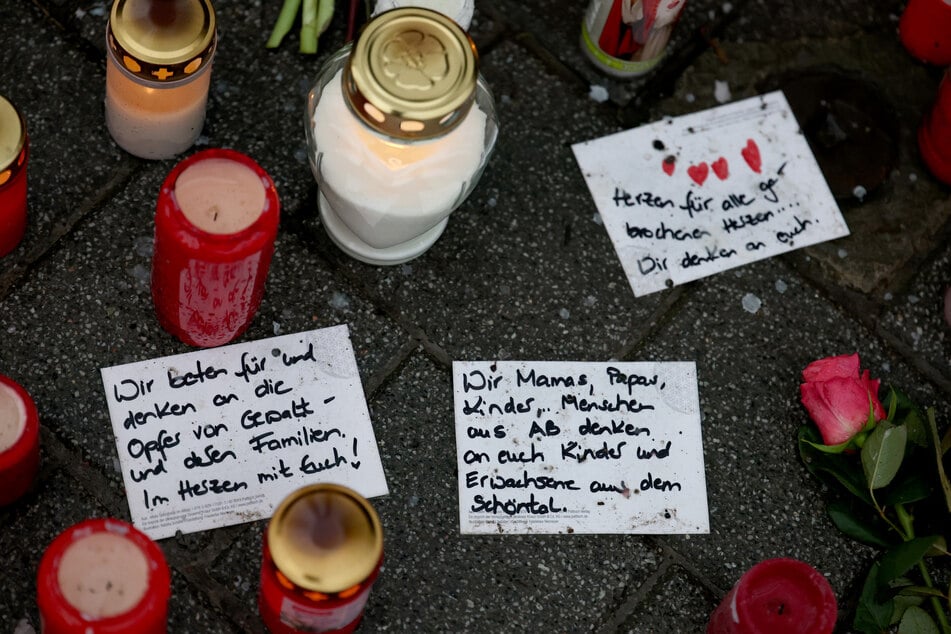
(37, 518), (171, 634)
(0, 373), (40, 506)
(707, 558), (837, 634)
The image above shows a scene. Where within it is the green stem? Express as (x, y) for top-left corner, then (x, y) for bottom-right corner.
(897, 504), (951, 632)
(266, 0), (303, 48)
(300, 0), (318, 53)
(871, 491), (907, 540)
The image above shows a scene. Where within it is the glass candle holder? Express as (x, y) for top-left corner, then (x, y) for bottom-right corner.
(0, 95), (28, 257)
(258, 484), (384, 634)
(37, 518), (171, 634)
(0, 373), (39, 506)
(305, 7), (498, 266)
(105, 0), (217, 159)
(151, 148), (280, 348)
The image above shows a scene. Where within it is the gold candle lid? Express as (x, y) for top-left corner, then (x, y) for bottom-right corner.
(344, 7), (478, 140)
(0, 95), (26, 185)
(108, 0), (216, 83)
(268, 484), (383, 594)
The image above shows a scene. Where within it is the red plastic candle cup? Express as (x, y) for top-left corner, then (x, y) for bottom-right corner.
(37, 518), (171, 634)
(899, 0), (951, 66)
(919, 70), (951, 185)
(706, 558), (837, 634)
(0, 373), (39, 506)
(151, 148), (280, 348)
(258, 484), (384, 634)
(0, 95), (29, 257)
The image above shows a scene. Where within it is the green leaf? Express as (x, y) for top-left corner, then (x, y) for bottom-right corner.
(925, 409), (951, 514)
(880, 471), (933, 507)
(898, 605), (940, 634)
(827, 501), (893, 548)
(878, 537), (944, 592)
(798, 426), (872, 503)
(901, 408), (929, 448)
(856, 562), (895, 634)
(862, 421), (908, 490)
(897, 586), (948, 599)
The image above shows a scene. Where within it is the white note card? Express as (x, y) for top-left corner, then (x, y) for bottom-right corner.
(572, 90), (849, 296)
(101, 325), (388, 540)
(453, 361), (709, 535)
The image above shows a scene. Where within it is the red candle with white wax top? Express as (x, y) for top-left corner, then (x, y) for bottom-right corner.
(0, 94), (29, 257)
(0, 372), (40, 506)
(151, 148), (280, 347)
(36, 518), (171, 634)
(706, 558), (837, 633)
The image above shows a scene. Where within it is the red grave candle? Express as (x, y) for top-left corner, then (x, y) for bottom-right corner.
(151, 148), (280, 347)
(0, 373), (39, 506)
(899, 0), (951, 66)
(706, 558), (837, 634)
(37, 518), (171, 634)
(0, 94), (29, 258)
(919, 69), (951, 185)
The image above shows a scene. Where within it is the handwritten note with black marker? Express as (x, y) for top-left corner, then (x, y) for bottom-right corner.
(453, 361), (708, 534)
(572, 91), (849, 296)
(101, 325), (387, 540)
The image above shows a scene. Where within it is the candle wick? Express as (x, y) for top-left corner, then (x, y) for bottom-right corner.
(777, 603), (785, 615)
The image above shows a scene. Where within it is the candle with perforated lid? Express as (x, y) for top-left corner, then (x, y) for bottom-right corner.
(0, 95), (28, 257)
(36, 518), (171, 634)
(258, 484), (384, 634)
(706, 558), (837, 633)
(105, 0), (217, 159)
(151, 148), (280, 348)
(0, 373), (39, 506)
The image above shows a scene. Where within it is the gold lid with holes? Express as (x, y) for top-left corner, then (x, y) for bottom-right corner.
(344, 7), (478, 140)
(0, 95), (26, 186)
(108, 0), (216, 84)
(268, 483), (383, 594)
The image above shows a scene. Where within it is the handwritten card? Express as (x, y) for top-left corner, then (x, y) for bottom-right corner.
(453, 361), (708, 534)
(572, 91), (849, 296)
(100, 325), (388, 540)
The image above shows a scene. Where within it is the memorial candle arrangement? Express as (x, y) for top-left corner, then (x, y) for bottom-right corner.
(37, 518), (171, 634)
(259, 484), (384, 634)
(151, 148), (280, 348)
(305, 7), (498, 265)
(706, 558), (837, 634)
(0, 373), (39, 506)
(0, 95), (29, 257)
(105, 0), (217, 159)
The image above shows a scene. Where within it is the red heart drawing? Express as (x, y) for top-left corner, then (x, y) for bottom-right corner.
(662, 155), (676, 176)
(687, 162), (708, 186)
(741, 139), (762, 173)
(711, 157), (729, 180)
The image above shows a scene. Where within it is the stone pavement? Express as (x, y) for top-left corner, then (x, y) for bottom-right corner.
(1, 0), (950, 631)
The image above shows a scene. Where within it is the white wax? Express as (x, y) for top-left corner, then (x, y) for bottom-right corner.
(174, 158), (266, 234)
(57, 532), (150, 619)
(105, 56), (211, 160)
(372, 0), (474, 30)
(312, 68), (487, 248)
(0, 381), (25, 454)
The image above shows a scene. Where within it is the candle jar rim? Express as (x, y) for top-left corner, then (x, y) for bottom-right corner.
(157, 148), (280, 247)
(0, 95), (27, 174)
(37, 518), (171, 627)
(0, 374), (38, 467)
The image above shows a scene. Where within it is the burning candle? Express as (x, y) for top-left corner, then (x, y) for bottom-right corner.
(258, 484), (384, 634)
(0, 373), (39, 506)
(105, 0), (217, 159)
(706, 558), (837, 634)
(899, 0), (951, 66)
(305, 7), (498, 265)
(36, 518), (171, 634)
(0, 95), (28, 258)
(919, 69), (951, 186)
(151, 148), (280, 348)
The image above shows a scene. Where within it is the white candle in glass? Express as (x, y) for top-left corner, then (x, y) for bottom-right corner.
(373, 0), (474, 29)
(173, 157), (266, 234)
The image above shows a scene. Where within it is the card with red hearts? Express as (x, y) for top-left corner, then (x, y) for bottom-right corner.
(572, 91), (849, 296)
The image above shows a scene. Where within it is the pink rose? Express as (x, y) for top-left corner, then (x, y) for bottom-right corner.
(800, 353), (886, 445)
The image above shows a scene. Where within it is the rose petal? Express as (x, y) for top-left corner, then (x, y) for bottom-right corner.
(802, 353), (860, 383)
(801, 377), (872, 445)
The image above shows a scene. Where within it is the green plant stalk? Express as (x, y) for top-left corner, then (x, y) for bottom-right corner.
(300, 0), (319, 53)
(267, 0), (303, 48)
(896, 504), (951, 632)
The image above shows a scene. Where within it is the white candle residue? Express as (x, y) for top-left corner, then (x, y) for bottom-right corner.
(312, 68), (486, 248)
(0, 382), (25, 454)
(174, 157), (266, 235)
(57, 532), (150, 619)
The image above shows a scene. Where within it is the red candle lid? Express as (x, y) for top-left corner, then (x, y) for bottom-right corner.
(732, 558), (837, 633)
